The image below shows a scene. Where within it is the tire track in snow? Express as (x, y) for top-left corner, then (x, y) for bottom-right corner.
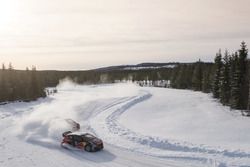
(89, 90), (250, 167)
(89, 91), (214, 165)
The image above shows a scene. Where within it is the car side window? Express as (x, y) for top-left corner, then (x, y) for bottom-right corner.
(74, 135), (83, 142)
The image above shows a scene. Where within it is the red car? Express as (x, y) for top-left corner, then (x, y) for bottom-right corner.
(61, 131), (104, 152)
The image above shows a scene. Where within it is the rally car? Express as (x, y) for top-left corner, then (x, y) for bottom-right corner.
(61, 131), (104, 152)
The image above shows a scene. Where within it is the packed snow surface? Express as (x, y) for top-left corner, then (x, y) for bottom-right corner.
(0, 81), (250, 167)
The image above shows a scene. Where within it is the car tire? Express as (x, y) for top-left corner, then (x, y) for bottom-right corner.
(84, 144), (92, 152)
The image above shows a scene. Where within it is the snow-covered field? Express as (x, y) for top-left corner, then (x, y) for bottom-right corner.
(0, 82), (250, 167)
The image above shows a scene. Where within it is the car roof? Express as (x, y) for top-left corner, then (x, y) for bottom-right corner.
(68, 131), (92, 136)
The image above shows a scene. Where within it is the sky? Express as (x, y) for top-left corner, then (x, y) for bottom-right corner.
(0, 0), (250, 70)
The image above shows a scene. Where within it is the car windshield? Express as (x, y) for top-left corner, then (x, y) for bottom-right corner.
(83, 134), (95, 139)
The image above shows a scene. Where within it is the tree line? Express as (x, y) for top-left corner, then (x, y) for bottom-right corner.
(0, 64), (46, 103)
(170, 61), (214, 93)
(0, 42), (249, 112)
(0, 64), (178, 103)
(212, 42), (249, 110)
(170, 41), (249, 111)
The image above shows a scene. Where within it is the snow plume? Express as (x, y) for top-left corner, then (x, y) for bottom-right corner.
(13, 81), (140, 147)
(56, 77), (78, 91)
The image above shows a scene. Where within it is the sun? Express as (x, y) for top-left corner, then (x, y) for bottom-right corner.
(0, 0), (18, 25)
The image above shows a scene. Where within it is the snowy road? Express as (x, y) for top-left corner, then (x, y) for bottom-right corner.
(0, 82), (250, 167)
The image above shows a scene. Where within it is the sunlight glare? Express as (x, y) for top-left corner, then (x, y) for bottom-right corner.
(0, 0), (18, 25)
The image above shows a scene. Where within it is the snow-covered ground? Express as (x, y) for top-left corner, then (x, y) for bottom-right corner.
(0, 82), (250, 167)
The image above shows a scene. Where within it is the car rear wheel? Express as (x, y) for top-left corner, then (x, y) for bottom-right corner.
(84, 144), (92, 152)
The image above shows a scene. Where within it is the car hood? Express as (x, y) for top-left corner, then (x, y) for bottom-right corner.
(92, 138), (103, 144)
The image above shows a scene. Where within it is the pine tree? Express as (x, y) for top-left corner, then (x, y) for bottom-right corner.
(229, 42), (249, 109)
(201, 64), (214, 93)
(219, 50), (231, 105)
(238, 41), (248, 109)
(170, 66), (181, 88)
(31, 66), (46, 100)
(202, 69), (210, 93)
(192, 59), (203, 91)
(6, 63), (16, 101)
(239, 41), (248, 76)
(247, 60), (250, 111)
(8, 63), (13, 70)
(213, 50), (222, 98)
(2, 63), (5, 70)
(30, 66), (39, 100)
(229, 52), (242, 109)
(0, 64), (7, 102)
(175, 65), (187, 89)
